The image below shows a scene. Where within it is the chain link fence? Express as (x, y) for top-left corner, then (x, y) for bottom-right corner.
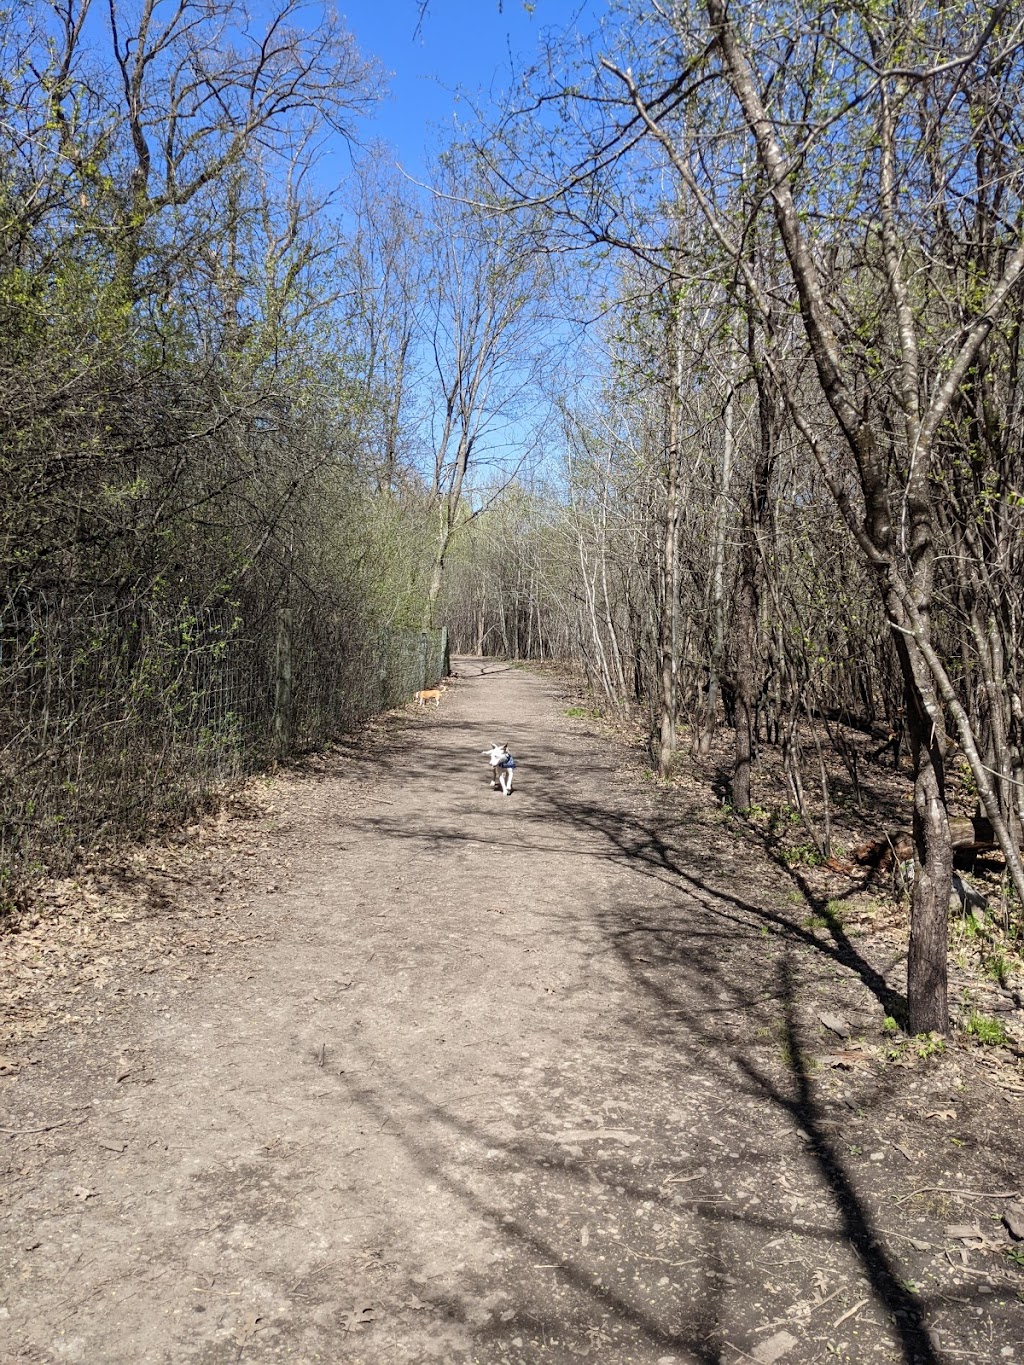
(0, 588), (447, 905)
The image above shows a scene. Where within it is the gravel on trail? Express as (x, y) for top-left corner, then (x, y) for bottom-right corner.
(1, 660), (1022, 1364)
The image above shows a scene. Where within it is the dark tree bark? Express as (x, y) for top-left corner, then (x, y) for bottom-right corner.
(731, 312), (775, 808)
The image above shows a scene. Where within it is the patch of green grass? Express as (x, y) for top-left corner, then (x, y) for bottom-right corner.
(985, 949), (1012, 989)
(960, 910), (983, 940)
(962, 1011), (1010, 1046)
(882, 1016), (899, 1037)
(803, 901), (846, 931)
(564, 705), (590, 718)
(782, 843), (824, 868)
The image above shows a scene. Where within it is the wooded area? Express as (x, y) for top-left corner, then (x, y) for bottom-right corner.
(5, 0), (1024, 1041)
(443, 0), (1024, 1036)
(0, 1), (496, 895)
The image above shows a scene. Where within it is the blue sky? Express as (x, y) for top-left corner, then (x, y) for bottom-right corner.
(338, 0), (594, 174)
(323, 2), (597, 489)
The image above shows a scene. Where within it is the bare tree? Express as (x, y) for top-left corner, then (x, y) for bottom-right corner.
(586, 1), (1024, 1030)
(419, 153), (551, 628)
(483, 0), (1024, 1031)
(340, 154), (426, 492)
(39, 0), (379, 300)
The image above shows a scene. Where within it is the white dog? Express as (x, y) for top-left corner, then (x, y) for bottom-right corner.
(482, 743), (516, 796)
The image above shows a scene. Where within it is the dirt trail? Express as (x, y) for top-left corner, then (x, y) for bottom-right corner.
(1, 662), (1022, 1364)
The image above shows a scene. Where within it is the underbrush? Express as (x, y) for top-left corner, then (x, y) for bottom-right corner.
(566, 685), (1024, 1055)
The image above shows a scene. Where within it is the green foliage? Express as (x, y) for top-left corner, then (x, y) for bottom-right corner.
(985, 949), (1012, 989)
(823, 901), (846, 927)
(0, 5), (437, 898)
(782, 843), (824, 869)
(961, 1012), (1010, 1047)
(913, 1032), (947, 1060)
(957, 911), (984, 942)
(884, 1031), (946, 1062)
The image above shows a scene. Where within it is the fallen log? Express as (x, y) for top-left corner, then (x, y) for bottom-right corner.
(851, 816), (998, 870)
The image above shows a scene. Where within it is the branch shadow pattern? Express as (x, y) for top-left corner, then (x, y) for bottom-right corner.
(540, 793), (910, 1023)
(324, 775), (1002, 1360)
(340, 1050), (730, 1362)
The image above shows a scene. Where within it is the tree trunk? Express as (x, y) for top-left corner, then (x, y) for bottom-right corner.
(424, 553), (445, 631)
(732, 314), (774, 808)
(896, 630), (952, 1033)
(424, 500), (454, 630)
(700, 363), (735, 756)
(658, 319), (683, 777)
(731, 553), (757, 810)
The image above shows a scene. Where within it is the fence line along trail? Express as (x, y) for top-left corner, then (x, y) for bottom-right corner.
(0, 662), (1020, 1364)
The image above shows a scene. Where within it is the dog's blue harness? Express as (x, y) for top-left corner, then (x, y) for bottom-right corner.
(496, 754), (516, 769)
